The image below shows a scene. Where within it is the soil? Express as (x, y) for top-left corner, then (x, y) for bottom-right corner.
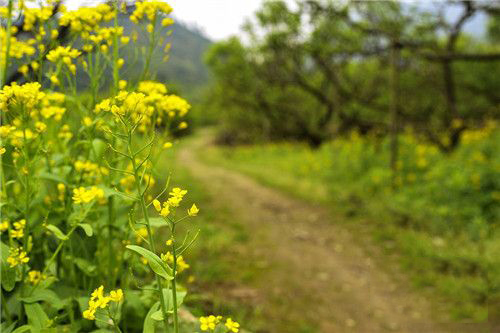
(178, 132), (476, 333)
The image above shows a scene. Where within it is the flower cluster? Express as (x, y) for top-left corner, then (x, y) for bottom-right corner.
(7, 247), (29, 268)
(27, 270), (47, 285)
(161, 251), (190, 273)
(130, 1), (173, 24)
(82, 286), (123, 320)
(59, 4), (115, 34)
(0, 82), (45, 110)
(72, 186), (105, 204)
(199, 315), (240, 332)
(152, 187), (190, 217)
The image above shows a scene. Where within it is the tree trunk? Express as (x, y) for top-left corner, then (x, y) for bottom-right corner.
(390, 44), (401, 187)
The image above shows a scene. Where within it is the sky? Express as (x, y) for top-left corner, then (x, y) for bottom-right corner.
(65, 0), (486, 41)
(66, 0), (270, 40)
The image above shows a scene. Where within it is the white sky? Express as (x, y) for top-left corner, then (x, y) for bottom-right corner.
(167, 0), (269, 40)
(64, 0), (486, 41)
(65, 0), (270, 40)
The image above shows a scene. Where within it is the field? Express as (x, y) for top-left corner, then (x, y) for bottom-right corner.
(1, 1), (499, 332)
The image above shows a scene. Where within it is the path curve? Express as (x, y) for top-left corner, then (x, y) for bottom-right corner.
(179, 133), (453, 333)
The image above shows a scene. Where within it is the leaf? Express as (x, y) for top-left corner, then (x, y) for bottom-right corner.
(137, 217), (168, 228)
(162, 288), (187, 313)
(101, 186), (137, 201)
(150, 310), (163, 321)
(143, 302), (160, 333)
(11, 326), (32, 333)
(126, 245), (173, 280)
(20, 289), (65, 310)
(73, 258), (97, 276)
(37, 172), (66, 184)
(24, 303), (49, 330)
(1, 321), (18, 333)
(46, 224), (68, 240)
(91, 139), (106, 161)
(1, 262), (16, 291)
(78, 223), (93, 237)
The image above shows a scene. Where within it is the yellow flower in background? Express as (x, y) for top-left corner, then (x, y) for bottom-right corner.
(83, 285), (123, 321)
(178, 121), (188, 130)
(199, 315), (222, 331)
(163, 141), (173, 149)
(0, 147), (5, 155)
(188, 204), (199, 217)
(27, 270), (47, 285)
(7, 247), (29, 268)
(225, 318), (240, 333)
(0, 220), (8, 232)
(153, 199), (162, 212)
(72, 186), (105, 204)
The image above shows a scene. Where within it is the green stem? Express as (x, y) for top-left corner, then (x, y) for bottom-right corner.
(171, 223), (179, 333)
(128, 134), (169, 332)
(108, 196), (115, 287)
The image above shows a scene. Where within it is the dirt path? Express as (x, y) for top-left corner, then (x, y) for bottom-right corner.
(178, 133), (454, 333)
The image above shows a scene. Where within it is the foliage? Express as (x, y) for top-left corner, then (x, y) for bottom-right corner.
(0, 1), (238, 332)
(205, 0), (500, 148)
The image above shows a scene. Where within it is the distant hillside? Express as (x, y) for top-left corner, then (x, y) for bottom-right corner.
(116, 10), (213, 96)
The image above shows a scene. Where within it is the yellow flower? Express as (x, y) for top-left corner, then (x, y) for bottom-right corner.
(0, 147), (5, 155)
(163, 141), (173, 149)
(119, 80), (127, 90)
(199, 315), (222, 331)
(35, 121), (47, 132)
(0, 220), (8, 232)
(50, 75), (60, 86)
(166, 238), (173, 246)
(83, 285), (123, 321)
(178, 121), (188, 129)
(72, 186), (105, 204)
(27, 270), (46, 285)
(83, 117), (93, 126)
(188, 204), (199, 217)
(109, 289), (123, 302)
(7, 247), (29, 268)
(225, 318), (240, 333)
(117, 58), (125, 68)
(152, 199), (161, 212)
(160, 205), (170, 217)
(162, 18), (174, 27)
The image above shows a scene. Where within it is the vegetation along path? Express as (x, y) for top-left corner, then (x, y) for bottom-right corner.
(178, 132), (468, 333)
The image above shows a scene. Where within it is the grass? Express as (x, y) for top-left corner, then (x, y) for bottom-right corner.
(199, 132), (497, 322)
(155, 140), (267, 332)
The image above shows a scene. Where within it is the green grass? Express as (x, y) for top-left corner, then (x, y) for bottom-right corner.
(154, 141), (266, 332)
(199, 129), (499, 322)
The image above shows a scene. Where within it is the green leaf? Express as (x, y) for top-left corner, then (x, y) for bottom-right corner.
(11, 326), (32, 333)
(91, 139), (106, 161)
(150, 310), (163, 321)
(143, 302), (160, 333)
(24, 303), (50, 330)
(101, 186), (137, 201)
(20, 289), (65, 310)
(46, 224), (68, 240)
(78, 223), (93, 237)
(73, 258), (97, 276)
(1, 321), (18, 333)
(137, 217), (168, 228)
(38, 172), (66, 184)
(162, 288), (187, 313)
(126, 245), (173, 280)
(1, 262), (16, 291)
